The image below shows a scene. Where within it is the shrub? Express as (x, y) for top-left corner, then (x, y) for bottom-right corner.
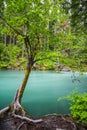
(67, 92), (87, 124)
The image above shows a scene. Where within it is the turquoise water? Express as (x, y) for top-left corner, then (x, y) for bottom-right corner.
(0, 70), (87, 117)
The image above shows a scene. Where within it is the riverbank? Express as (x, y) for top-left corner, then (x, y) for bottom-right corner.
(0, 113), (87, 130)
(0, 62), (74, 72)
(0, 61), (87, 72)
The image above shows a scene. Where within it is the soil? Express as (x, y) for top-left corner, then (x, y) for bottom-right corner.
(0, 113), (87, 130)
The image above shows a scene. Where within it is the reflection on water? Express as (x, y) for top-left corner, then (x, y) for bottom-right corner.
(0, 70), (87, 117)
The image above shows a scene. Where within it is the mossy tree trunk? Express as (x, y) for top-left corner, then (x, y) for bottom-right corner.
(12, 37), (35, 114)
(17, 61), (33, 103)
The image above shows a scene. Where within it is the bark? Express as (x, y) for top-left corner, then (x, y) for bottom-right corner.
(18, 67), (31, 103)
(10, 59), (34, 115)
(2, 35), (6, 45)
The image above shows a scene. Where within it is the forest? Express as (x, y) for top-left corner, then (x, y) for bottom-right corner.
(0, 0), (87, 130)
(0, 0), (87, 72)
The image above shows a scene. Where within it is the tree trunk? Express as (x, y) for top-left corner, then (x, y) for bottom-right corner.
(18, 64), (32, 103)
(22, 43), (25, 58)
(12, 57), (35, 115)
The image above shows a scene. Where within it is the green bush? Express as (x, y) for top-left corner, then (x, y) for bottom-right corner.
(67, 92), (87, 124)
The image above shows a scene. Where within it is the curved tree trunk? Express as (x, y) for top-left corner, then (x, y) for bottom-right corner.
(12, 60), (33, 115)
(18, 64), (32, 103)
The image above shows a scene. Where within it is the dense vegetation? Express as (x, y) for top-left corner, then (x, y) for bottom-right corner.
(0, 0), (87, 71)
(0, 35), (87, 71)
(61, 0), (87, 124)
(68, 92), (87, 124)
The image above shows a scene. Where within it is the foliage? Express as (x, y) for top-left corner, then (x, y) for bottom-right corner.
(0, 43), (23, 69)
(58, 88), (87, 124)
(0, 0), (87, 72)
(0, 0), (62, 65)
(62, 0), (87, 32)
(65, 90), (87, 124)
(36, 51), (57, 70)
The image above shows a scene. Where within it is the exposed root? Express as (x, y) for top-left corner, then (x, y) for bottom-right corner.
(12, 88), (26, 116)
(0, 88), (43, 126)
(61, 115), (76, 130)
(16, 122), (26, 130)
(0, 106), (10, 116)
(12, 101), (25, 116)
(12, 88), (43, 125)
(13, 114), (43, 123)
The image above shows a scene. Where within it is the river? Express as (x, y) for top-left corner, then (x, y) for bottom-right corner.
(0, 70), (87, 117)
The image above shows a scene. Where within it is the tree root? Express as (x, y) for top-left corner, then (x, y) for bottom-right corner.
(11, 88), (43, 124)
(0, 106), (10, 116)
(13, 114), (43, 123)
(0, 89), (43, 125)
(16, 122), (28, 130)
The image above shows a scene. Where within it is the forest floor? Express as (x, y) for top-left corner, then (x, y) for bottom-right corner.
(0, 113), (87, 130)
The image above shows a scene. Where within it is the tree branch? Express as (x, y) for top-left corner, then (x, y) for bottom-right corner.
(24, 36), (34, 62)
(0, 16), (23, 36)
(24, 38), (30, 60)
(26, 36), (32, 53)
(33, 56), (57, 64)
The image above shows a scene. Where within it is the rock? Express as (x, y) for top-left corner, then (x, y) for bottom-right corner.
(62, 66), (71, 72)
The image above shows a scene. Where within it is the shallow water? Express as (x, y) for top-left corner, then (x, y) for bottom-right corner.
(0, 70), (87, 117)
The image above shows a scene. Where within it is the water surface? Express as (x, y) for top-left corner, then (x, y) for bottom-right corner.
(0, 70), (87, 117)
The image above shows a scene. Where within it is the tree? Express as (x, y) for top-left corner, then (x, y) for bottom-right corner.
(58, 0), (87, 71)
(0, 0), (61, 123)
(62, 0), (87, 32)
